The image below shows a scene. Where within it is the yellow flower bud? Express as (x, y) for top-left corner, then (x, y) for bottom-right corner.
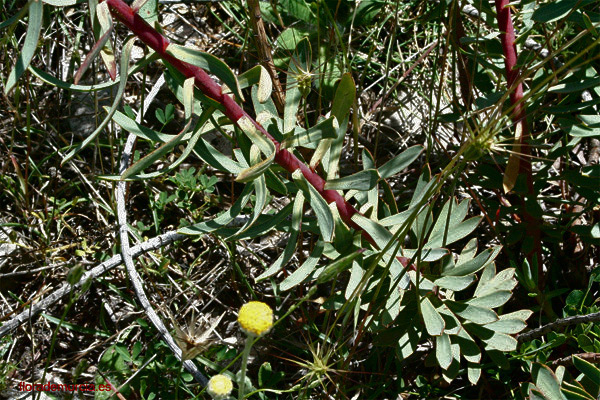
(237, 301), (273, 337)
(207, 374), (233, 399)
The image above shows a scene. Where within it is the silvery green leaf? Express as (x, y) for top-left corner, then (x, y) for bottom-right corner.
(166, 43), (243, 102)
(5, 0), (43, 94)
(293, 170), (334, 242)
(468, 291), (512, 309)
(433, 275), (475, 291)
(436, 334), (452, 370)
(421, 297), (444, 336)
(446, 301), (498, 324)
(280, 241), (324, 291)
(531, 363), (566, 400)
(378, 145), (424, 179)
(484, 318), (527, 334)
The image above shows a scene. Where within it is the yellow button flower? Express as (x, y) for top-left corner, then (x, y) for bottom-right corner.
(237, 301), (273, 337)
(207, 374), (233, 399)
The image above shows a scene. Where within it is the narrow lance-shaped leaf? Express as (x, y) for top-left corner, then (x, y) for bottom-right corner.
(467, 363), (482, 385)
(531, 0), (581, 23)
(227, 202), (292, 240)
(331, 72), (356, 122)
(456, 329), (481, 363)
(256, 192), (304, 281)
(95, 1), (117, 80)
(378, 145), (424, 179)
(280, 241), (324, 291)
(350, 213), (410, 289)
(0, 2), (30, 30)
(433, 275), (474, 291)
(559, 382), (594, 400)
(446, 300), (498, 324)
(74, 24), (114, 85)
(29, 53), (160, 92)
(474, 267), (517, 297)
(121, 77), (196, 179)
(468, 291), (512, 309)
(237, 116), (275, 157)
(351, 213), (393, 249)
(228, 146), (268, 238)
(121, 106), (214, 180)
(397, 322), (421, 359)
(256, 65), (272, 103)
(484, 332), (518, 352)
(166, 43), (244, 102)
(62, 37), (136, 164)
(237, 65), (271, 94)
(324, 169), (380, 191)
(183, 76), (194, 120)
(401, 247), (448, 262)
(502, 123), (522, 193)
(42, 0), (79, 4)
(281, 116), (339, 149)
(326, 73), (356, 179)
(5, 0), (43, 94)
(293, 170), (335, 242)
(442, 246), (501, 277)
(427, 199), (482, 248)
(111, 109), (186, 142)
(163, 64), (223, 112)
(317, 250), (364, 284)
(483, 318), (527, 334)
(235, 153), (275, 183)
(310, 138), (331, 170)
(345, 260), (364, 300)
(409, 168), (434, 209)
(572, 356), (600, 387)
(383, 282), (403, 324)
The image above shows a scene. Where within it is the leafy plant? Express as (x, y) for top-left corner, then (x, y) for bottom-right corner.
(155, 103), (176, 131)
(1, 0), (599, 397)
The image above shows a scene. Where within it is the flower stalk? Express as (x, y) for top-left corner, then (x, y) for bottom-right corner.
(238, 336), (253, 400)
(236, 301), (274, 399)
(494, 0), (542, 284)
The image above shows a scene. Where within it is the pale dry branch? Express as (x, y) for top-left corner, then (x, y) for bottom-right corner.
(0, 230), (185, 339)
(517, 311), (600, 343)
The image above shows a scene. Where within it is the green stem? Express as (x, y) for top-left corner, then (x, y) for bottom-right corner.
(175, 361), (183, 399)
(238, 336), (254, 400)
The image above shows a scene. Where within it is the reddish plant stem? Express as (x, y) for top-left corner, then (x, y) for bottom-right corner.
(103, 0), (410, 266)
(494, 0), (543, 283)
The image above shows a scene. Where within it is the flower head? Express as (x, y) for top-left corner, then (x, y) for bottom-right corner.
(172, 312), (224, 360)
(207, 374), (233, 399)
(237, 301), (273, 337)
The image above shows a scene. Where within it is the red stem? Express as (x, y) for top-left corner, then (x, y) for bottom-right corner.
(494, 0), (542, 281)
(103, 0), (410, 266)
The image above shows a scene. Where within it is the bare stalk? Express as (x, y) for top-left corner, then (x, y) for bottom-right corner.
(517, 311), (600, 343)
(494, 0), (542, 283)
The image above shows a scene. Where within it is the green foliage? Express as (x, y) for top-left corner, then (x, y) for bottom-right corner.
(155, 103), (175, 128)
(94, 324), (195, 399)
(0, 336), (17, 391)
(2, 0), (600, 397)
